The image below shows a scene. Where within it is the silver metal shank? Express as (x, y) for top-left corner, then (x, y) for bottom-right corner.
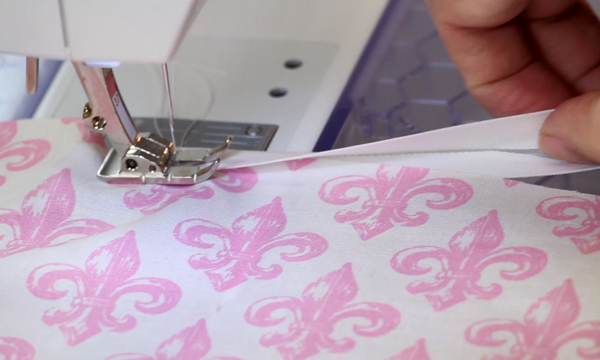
(73, 62), (231, 185)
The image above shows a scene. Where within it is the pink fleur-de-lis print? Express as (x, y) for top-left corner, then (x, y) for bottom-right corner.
(0, 337), (35, 360)
(61, 117), (107, 148)
(0, 121), (51, 187)
(123, 168), (257, 215)
(244, 263), (401, 360)
(386, 339), (431, 360)
(465, 279), (600, 360)
(104, 319), (242, 360)
(0, 168), (114, 257)
(211, 167), (258, 193)
(537, 196), (600, 254)
(319, 165), (473, 240)
(286, 158), (317, 171)
(123, 185), (215, 215)
(26, 231), (181, 346)
(391, 210), (547, 312)
(174, 197), (328, 292)
(503, 179), (520, 187)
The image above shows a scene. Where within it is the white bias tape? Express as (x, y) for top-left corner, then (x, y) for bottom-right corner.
(219, 110), (600, 178)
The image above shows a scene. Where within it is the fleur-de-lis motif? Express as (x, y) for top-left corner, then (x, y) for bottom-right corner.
(465, 279), (600, 360)
(174, 197), (328, 292)
(61, 117), (107, 148)
(105, 319), (242, 360)
(0, 169), (114, 257)
(26, 231), (181, 346)
(211, 168), (258, 193)
(0, 121), (51, 187)
(123, 185), (215, 215)
(537, 196), (600, 254)
(286, 159), (317, 171)
(244, 263), (401, 360)
(123, 168), (257, 215)
(0, 337), (35, 360)
(391, 210), (547, 311)
(387, 339), (431, 360)
(319, 165), (473, 240)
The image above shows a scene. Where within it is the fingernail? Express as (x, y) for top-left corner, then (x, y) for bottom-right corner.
(539, 135), (589, 163)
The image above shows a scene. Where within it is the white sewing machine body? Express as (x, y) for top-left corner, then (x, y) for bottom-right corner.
(0, 0), (207, 63)
(24, 0), (389, 153)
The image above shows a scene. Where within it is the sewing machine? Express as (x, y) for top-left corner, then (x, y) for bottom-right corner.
(11, 0), (600, 192)
(0, 0), (389, 184)
(5, 0), (600, 194)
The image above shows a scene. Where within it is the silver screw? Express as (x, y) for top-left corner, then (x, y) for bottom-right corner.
(92, 116), (107, 130)
(245, 126), (262, 136)
(83, 103), (92, 119)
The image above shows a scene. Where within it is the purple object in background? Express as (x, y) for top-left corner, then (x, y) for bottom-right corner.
(319, 0), (490, 150)
(322, 0), (600, 194)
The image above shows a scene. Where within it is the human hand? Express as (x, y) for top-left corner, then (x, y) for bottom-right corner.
(426, 0), (600, 163)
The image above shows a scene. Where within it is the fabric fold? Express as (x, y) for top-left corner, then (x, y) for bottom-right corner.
(219, 110), (600, 178)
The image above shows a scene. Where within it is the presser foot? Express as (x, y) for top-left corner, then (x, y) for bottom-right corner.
(96, 133), (233, 185)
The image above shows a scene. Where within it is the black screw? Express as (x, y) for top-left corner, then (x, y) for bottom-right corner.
(125, 159), (138, 171)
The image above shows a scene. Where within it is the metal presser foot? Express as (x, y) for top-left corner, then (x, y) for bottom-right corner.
(97, 133), (233, 185)
(73, 62), (233, 185)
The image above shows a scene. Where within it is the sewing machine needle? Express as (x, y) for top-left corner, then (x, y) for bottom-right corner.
(162, 63), (177, 152)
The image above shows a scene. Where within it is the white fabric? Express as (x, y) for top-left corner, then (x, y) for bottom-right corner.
(1, 117), (600, 360)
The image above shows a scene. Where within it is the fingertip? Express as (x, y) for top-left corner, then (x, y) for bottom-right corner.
(539, 92), (600, 164)
(539, 134), (589, 163)
(428, 0), (527, 27)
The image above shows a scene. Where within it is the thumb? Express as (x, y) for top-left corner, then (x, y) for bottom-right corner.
(539, 92), (600, 164)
